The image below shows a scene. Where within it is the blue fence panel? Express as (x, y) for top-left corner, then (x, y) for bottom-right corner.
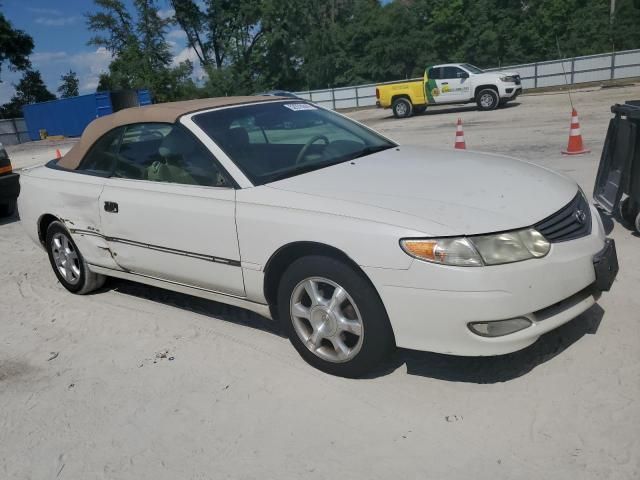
(137, 89), (152, 106)
(23, 93), (114, 140)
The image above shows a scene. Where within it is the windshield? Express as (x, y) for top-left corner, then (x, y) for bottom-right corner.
(461, 63), (484, 74)
(192, 101), (395, 185)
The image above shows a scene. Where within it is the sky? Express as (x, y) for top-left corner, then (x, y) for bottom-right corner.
(0, 0), (192, 104)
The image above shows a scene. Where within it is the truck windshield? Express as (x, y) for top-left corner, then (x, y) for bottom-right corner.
(461, 64), (484, 74)
(193, 102), (396, 185)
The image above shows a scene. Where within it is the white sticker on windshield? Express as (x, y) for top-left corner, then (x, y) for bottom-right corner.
(284, 103), (317, 111)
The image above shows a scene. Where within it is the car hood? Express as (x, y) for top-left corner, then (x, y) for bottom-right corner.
(480, 71), (519, 79)
(268, 146), (578, 236)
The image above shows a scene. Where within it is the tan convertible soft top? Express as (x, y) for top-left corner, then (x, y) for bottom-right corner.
(58, 95), (281, 170)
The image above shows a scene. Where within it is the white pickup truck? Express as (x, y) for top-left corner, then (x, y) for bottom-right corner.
(376, 63), (522, 118)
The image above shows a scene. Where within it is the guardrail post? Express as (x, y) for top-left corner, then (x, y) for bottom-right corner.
(355, 87), (360, 108)
(570, 57), (575, 85)
(534, 62), (538, 88)
(331, 88), (336, 110)
(11, 118), (18, 144)
(610, 51), (616, 80)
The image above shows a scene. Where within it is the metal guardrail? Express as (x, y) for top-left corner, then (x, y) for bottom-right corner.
(0, 118), (29, 145)
(295, 49), (640, 110)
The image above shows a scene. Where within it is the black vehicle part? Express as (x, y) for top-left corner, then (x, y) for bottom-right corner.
(593, 101), (640, 232)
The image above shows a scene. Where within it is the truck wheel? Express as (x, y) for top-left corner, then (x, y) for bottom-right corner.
(476, 89), (499, 111)
(392, 98), (413, 118)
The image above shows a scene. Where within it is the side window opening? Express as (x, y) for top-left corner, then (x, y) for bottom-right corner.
(112, 123), (232, 188)
(77, 127), (124, 175)
(428, 67), (441, 80)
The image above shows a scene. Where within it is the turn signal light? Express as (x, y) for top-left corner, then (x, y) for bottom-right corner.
(401, 240), (437, 261)
(0, 164), (12, 175)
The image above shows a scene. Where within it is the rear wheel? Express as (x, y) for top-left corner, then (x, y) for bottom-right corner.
(392, 97), (413, 118)
(476, 88), (499, 110)
(277, 255), (395, 377)
(46, 221), (106, 294)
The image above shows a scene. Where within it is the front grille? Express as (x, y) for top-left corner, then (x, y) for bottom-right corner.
(534, 192), (592, 243)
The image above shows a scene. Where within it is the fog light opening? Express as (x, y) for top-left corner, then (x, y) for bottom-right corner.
(468, 318), (532, 337)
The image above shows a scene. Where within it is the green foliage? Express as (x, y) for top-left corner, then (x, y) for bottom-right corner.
(0, 70), (56, 118)
(88, 0), (640, 100)
(58, 70), (80, 98)
(0, 12), (34, 82)
(87, 0), (193, 102)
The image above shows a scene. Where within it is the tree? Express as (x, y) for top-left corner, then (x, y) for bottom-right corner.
(0, 12), (34, 82)
(87, 0), (193, 102)
(58, 70), (80, 98)
(0, 70), (56, 118)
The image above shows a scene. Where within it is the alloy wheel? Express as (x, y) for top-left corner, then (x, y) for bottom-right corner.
(480, 93), (495, 108)
(290, 277), (364, 363)
(51, 232), (81, 285)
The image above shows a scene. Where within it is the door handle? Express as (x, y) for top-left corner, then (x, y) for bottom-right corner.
(104, 201), (119, 213)
(442, 82), (449, 85)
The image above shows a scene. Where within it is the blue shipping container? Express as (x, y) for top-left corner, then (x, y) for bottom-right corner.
(23, 89), (151, 141)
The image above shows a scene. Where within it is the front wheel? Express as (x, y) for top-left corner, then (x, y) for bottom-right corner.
(476, 88), (499, 110)
(392, 97), (413, 118)
(277, 256), (395, 377)
(46, 221), (106, 294)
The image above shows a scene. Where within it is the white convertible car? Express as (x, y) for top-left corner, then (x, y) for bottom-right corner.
(18, 96), (618, 377)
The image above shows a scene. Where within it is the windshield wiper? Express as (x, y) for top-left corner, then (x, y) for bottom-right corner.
(264, 159), (345, 184)
(263, 145), (395, 184)
(348, 144), (395, 160)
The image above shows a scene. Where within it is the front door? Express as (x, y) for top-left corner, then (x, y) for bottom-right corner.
(425, 66), (471, 104)
(98, 122), (245, 296)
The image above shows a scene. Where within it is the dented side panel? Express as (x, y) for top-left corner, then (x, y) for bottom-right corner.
(17, 166), (121, 270)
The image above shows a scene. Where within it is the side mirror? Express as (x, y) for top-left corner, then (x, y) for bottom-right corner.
(459, 72), (469, 79)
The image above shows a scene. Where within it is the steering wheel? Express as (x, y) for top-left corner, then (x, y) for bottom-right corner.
(295, 135), (330, 164)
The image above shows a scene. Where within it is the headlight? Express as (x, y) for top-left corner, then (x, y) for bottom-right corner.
(500, 75), (516, 82)
(400, 228), (550, 267)
(401, 238), (483, 267)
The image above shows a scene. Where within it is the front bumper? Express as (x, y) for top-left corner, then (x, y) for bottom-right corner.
(0, 172), (19, 205)
(364, 205), (612, 356)
(500, 83), (522, 99)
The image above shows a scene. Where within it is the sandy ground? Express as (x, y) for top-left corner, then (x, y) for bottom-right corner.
(1, 85), (639, 480)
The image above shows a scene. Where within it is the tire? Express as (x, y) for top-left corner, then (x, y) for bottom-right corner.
(46, 221), (106, 294)
(476, 88), (499, 111)
(277, 255), (395, 377)
(392, 97), (413, 118)
(0, 199), (16, 217)
(635, 212), (640, 234)
(414, 105), (427, 115)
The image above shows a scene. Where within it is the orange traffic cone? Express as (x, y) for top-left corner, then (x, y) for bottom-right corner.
(562, 109), (590, 155)
(454, 118), (466, 149)
(55, 149), (62, 159)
